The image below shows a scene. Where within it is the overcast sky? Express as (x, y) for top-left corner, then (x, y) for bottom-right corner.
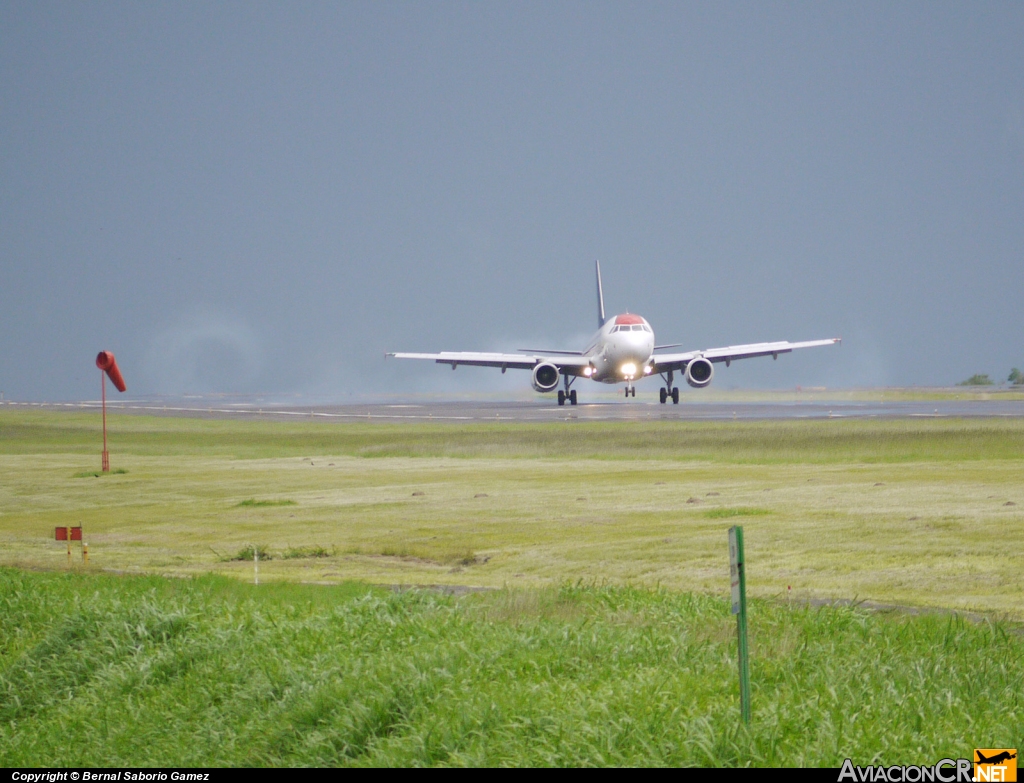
(2, 2), (1022, 401)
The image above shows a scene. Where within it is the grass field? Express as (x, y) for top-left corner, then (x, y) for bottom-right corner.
(1, 569), (1020, 766)
(1, 409), (1022, 766)
(1, 410), (1022, 616)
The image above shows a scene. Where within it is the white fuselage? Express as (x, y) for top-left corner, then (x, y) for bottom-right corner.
(582, 315), (656, 384)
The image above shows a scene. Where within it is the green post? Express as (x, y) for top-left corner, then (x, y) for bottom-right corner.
(729, 525), (751, 724)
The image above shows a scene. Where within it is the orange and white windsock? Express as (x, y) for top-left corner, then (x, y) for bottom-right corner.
(95, 351), (127, 392)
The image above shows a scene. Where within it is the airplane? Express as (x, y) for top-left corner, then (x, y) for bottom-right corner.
(387, 261), (840, 405)
(976, 752), (1016, 765)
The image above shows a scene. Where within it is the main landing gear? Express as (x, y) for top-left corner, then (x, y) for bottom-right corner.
(659, 370), (680, 404)
(557, 375), (578, 406)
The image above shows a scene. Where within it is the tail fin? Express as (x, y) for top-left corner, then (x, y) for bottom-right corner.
(595, 259), (606, 328)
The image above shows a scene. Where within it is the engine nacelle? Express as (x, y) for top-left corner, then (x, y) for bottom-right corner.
(685, 357), (714, 388)
(531, 362), (560, 393)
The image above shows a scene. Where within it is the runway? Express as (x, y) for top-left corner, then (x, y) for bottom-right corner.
(8, 396), (1024, 422)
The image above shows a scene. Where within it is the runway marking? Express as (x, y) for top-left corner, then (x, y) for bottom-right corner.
(4, 400), (1024, 421)
(0, 401), (474, 421)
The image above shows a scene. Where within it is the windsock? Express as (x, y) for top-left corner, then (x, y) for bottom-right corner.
(95, 351), (127, 392)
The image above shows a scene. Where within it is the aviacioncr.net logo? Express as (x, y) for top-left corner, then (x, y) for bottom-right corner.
(839, 758), (973, 782)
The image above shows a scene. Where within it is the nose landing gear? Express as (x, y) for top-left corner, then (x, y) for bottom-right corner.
(624, 385), (635, 398)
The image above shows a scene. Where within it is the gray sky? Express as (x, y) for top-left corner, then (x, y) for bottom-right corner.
(2, 2), (1022, 400)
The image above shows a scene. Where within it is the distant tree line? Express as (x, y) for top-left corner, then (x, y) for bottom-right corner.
(958, 369), (1024, 386)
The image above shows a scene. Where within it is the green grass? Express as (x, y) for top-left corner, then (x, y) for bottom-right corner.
(2, 409), (1021, 766)
(4, 409), (1024, 462)
(224, 544), (273, 562)
(703, 508), (773, 519)
(280, 545), (334, 560)
(0, 568), (1019, 766)
(1, 410), (1023, 616)
(72, 468), (128, 478)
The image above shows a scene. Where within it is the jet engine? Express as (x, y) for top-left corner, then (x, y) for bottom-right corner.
(685, 357), (714, 388)
(531, 362), (560, 392)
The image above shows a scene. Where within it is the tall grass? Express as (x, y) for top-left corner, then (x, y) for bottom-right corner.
(1, 569), (1019, 766)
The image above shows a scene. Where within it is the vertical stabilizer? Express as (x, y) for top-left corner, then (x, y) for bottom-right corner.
(595, 259), (606, 328)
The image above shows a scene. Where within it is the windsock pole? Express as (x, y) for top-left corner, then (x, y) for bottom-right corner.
(95, 350), (125, 471)
(101, 368), (109, 472)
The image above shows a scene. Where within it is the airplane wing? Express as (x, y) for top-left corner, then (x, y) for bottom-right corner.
(387, 352), (595, 376)
(651, 338), (840, 373)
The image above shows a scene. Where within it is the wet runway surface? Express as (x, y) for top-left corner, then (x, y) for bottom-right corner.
(11, 397), (1024, 422)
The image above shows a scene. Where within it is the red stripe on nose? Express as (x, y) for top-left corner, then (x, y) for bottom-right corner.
(614, 314), (645, 325)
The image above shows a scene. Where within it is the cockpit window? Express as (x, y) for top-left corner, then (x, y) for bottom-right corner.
(642, 325), (651, 332)
(631, 324), (643, 331)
